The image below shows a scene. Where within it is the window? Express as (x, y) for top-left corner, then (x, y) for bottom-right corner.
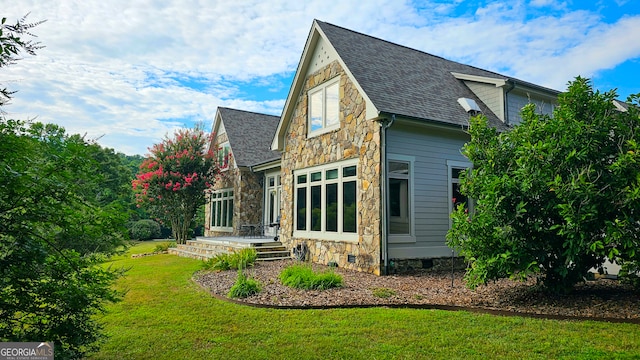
(387, 155), (415, 243)
(294, 159), (357, 241)
(210, 189), (234, 231)
(308, 77), (340, 136)
(447, 160), (471, 225)
(266, 175), (281, 225)
(217, 142), (231, 170)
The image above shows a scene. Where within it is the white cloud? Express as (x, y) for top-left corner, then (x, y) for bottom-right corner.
(2, 1), (639, 154)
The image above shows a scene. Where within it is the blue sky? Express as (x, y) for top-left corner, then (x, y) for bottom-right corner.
(3, 0), (639, 155)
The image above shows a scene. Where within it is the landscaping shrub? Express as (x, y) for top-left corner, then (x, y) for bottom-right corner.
(279, 264), (343, 290)
(154, 241), (176, 253)
(228, 270), (261, 298)
(130, 219), (161, 240)
(203, 248), (258, 271)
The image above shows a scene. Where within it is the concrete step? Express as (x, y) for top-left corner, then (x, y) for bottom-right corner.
(171, 238), (290, 262)
(256, 250), (290, 258)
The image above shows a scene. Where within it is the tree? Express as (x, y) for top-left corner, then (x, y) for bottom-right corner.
(133, 125), (216, 244)
(1, 15), (130, 358)
(1, 13), (45, 107)
(447, 77), (640, 293)
(0, 120), (128, 359)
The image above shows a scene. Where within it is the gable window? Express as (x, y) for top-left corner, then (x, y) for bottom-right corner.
(217, 142), (231, 170)
(210, 189), (234, 231)
(447, 160), (471, 225)
(294, 159), (358, 242)
(308, 77), (340, 136)
(387, 155), (415, 243)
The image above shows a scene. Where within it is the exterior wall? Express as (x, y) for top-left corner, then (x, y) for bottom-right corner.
(204, 167), (264, 237)
(465, 81), (504, 121)
(279, 60), (383, 274)
(204, 131), (264, 237)
(507, 89), (556, 125)
(386, 121), (470, 260)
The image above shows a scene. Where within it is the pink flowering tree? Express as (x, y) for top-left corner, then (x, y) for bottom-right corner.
(133, 125), (216, 244)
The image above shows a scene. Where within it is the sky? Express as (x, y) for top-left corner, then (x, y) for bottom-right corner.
(3, 0), (640, 155)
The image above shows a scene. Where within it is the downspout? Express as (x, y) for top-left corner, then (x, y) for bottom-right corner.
(504, 80), (516, 125)
(379, 114), (395, 275)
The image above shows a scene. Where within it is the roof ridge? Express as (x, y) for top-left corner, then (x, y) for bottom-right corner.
(218, 106), (280, 118)
(314, 19), (558, 92)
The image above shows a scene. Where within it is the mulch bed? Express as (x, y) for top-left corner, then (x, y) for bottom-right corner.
(195, 259), (640, 323)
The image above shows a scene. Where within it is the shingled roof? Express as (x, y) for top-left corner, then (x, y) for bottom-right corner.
(317, 20), (561, 129)
(217, 107), (280, 167)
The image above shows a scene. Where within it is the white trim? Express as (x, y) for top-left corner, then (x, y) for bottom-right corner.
(307, 76), (341, 137)
(209, 188), (234, 232)
(387, 154), (416, 244)
(293, 158), (359, 242)
(451, 72), (508, 87)
(263, 171), (282, 237)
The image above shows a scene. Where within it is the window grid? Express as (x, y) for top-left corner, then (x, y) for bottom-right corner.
(210, 189), (234, 231)
(308, 77), (341, 137)
(294, 160), (358, 241)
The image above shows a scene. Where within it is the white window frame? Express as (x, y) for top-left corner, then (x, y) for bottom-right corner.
(217, 142), (231, 171)
(210, 188), (234, 232)
(293, 159), (358, 242)
(447, 160), (472, 227)
(264, 173), (282, 237)
(387, 154), (416, 243)
(308, 77), (340, 137)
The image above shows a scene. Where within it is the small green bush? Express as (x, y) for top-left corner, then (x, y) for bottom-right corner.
(279, 264), (343, 290)
(154, 241), (176, 253)
(204, 253), (232, 271)
(203, 248), (258, 271)
(229, 248), (258, 269)
(228, 270), (261, 298)
(371, 287), (397, 298)
(130, 219), (162, 240)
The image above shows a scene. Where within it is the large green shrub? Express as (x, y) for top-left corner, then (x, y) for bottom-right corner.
(130, 219), (161, 240)
(447, 77), (640, 293)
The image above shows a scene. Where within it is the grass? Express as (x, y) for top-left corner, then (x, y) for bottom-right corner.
(89, 243), (640, 359)
(371, 287), (397, 298)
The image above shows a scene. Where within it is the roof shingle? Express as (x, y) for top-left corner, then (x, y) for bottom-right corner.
(217, 107), (281, 167)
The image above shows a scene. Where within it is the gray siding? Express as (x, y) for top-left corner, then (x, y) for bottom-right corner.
(507, 90), (556, 125)
(386, 122), (469, 259)
(465, 81), (504, 121)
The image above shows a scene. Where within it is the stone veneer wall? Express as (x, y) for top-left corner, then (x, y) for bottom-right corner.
(279, 60), (383, 275)
(204, 140), (264, 237)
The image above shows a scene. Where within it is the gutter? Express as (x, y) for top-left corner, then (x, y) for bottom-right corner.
(379, 114), (395, 275)
(503, 79), (516, 126)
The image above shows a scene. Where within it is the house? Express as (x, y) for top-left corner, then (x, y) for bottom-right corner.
(270, 20), (559, 275)
(203, 107), (281, 239)
(198, 20), (559, 275)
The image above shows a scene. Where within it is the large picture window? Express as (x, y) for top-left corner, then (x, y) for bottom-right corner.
(210, 189), (234, 231)
(308, 77), (340, 136)
(294, 159), (357, 241)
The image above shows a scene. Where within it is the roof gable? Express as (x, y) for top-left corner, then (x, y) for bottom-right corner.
(214, 107), (281, 167)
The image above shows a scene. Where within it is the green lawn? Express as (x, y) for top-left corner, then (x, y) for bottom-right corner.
(90, 242), (640, 359)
